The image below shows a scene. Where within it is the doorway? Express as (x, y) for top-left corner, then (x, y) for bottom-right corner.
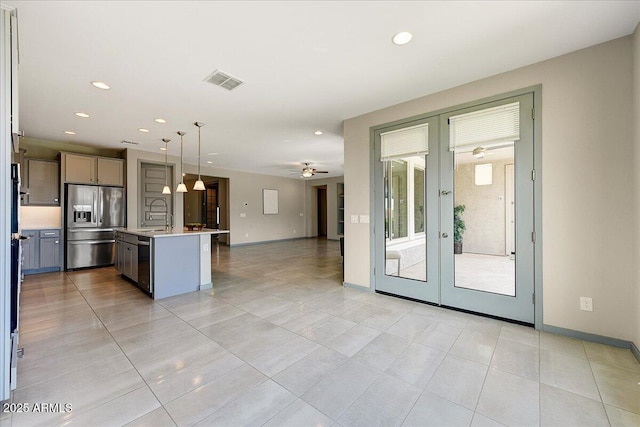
(183, 174), (230, 245)
(317, 186), (327, 237)
(374, 92), (536, 324)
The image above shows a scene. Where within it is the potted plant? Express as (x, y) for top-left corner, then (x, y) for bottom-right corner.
(454, 204), (466, 254)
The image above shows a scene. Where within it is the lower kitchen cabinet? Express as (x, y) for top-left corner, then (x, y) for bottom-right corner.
(116, 232), (138, 282)
(22, 229), (62, 275)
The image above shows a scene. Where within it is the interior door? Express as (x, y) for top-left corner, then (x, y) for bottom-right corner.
(374, 116), (440, 302)
(440, 94), (535, 323)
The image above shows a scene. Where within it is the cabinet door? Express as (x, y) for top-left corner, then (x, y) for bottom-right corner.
(65, 154), (96, 184)
(27, 159), (60, 205)
(130, 244), (138, 282)
(115, 240), (123, 273)
(97, 158), (124, 186)
(39, 238), (60, 269)
(21, 231), (39, 270)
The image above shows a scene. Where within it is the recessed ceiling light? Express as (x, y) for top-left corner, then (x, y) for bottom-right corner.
(392, 31), (413, 45)
(314, 130), (323, 136)
(154, 118), (167, 124)
(91, 81), (110, 90)
(207, 152), (218, 156)
(75, 112), (90, 118)
(63, 130), (76, 135)
(206, 161), (213, 164)
(160, 147), (168, 151)
(138, 128), (150, 133)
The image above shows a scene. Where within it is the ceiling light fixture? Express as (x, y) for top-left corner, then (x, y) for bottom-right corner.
(472, 147), (486, 158)
(161, 138), (171, 194)
(207, 152), (218, 156)
(392, 31), (413, 45)
(160, 147), (167, 151)
(63, 130), (76, 135)
(90, 81), (110, 90)
(206, 161), (213, 164)
(314, 130), (323, 136)
(74, 112), (90, 118)
(302, 169), (313, 178)
(154, 118), (167, 124)
(138, 128), (150, 133)
(193, 122), (206, 191)
(176, 131), (188, 193)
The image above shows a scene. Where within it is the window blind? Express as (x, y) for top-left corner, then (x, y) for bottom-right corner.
(449, 102), (520, 152)
(380, 123), (429, 161)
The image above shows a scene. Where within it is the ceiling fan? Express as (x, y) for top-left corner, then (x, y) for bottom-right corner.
(296, 163), (329, 178)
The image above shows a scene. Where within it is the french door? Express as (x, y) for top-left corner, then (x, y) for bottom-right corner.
(374, 93), (535, 323)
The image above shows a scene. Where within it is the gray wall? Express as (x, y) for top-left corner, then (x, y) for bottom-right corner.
(344, 36), (635, 341)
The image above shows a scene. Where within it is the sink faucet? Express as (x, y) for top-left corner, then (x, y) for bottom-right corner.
(148, 198), (173, 231)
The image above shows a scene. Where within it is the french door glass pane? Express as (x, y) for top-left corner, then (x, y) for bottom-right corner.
(453, 145), (515, 296)
(414, 168), (425, 233)
(385, 156), (426, 281)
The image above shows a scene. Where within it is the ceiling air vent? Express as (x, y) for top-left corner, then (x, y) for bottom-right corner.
(121, 140), (140, 146)
(204, 69), (244, 91)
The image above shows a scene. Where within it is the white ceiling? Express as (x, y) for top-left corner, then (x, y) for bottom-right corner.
(5, 1), (640, 179)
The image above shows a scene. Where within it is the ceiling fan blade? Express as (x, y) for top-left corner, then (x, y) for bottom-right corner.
(315, 171), (329, 173)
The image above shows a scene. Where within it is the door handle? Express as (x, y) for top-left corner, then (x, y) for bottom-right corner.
(442, 233), (449, 238)
(441, 190), (452, 196)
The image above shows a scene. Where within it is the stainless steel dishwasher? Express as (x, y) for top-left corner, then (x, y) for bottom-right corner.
(137, 236), (151, 294)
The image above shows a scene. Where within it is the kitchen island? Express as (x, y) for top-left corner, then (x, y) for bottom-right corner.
(115, 228), (229, 299)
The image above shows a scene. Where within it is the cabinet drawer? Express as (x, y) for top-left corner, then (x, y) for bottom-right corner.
(39, 229), (60, 238)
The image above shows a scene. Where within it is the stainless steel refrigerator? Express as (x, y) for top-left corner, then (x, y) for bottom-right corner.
(65, 184), (125, 270)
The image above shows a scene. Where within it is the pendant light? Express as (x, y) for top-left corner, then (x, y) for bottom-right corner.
(193, 122), (206, 191)
(161, 138), (171, 194)
(176, 131), (188, 193)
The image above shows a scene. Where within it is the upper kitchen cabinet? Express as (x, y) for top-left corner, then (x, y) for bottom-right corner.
(61, 153), (124, 186)
(25, 159), (60, 205)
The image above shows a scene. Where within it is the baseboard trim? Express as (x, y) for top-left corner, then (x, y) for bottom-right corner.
(542, 324), (631, 349)
(229, 237), (309, 247)
(631, 342), (640, 363)
(343, 282), (372, 292)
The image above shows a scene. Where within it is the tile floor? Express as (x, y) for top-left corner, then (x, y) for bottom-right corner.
(4, 238), (640, 426)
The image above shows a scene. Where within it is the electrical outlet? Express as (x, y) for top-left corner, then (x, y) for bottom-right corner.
(580, 297), (593, 312)
(350, 215), (359, 224)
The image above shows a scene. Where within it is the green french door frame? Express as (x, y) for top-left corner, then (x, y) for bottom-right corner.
(372, 90), (538, 325)
(440, 93), (535, 323)
(373, 115), (440, 303)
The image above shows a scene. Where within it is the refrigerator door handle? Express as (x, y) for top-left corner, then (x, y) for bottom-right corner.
(98, 187), (103, 226)
(68, 228), (114, 233)
(68, 240), (116, 245)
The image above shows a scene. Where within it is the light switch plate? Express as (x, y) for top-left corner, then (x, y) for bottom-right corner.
(580, 297), (593, 312)
(359, 215), (370, 224)
(203, 243), (209, 252)
(350, 215), (359, 224)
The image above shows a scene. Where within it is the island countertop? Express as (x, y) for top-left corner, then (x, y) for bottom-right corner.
(116, 228), (228, 299)
(119, 228), (230, 238)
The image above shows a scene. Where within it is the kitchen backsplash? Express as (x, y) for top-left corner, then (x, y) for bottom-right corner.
(21, 206), (62, 229)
